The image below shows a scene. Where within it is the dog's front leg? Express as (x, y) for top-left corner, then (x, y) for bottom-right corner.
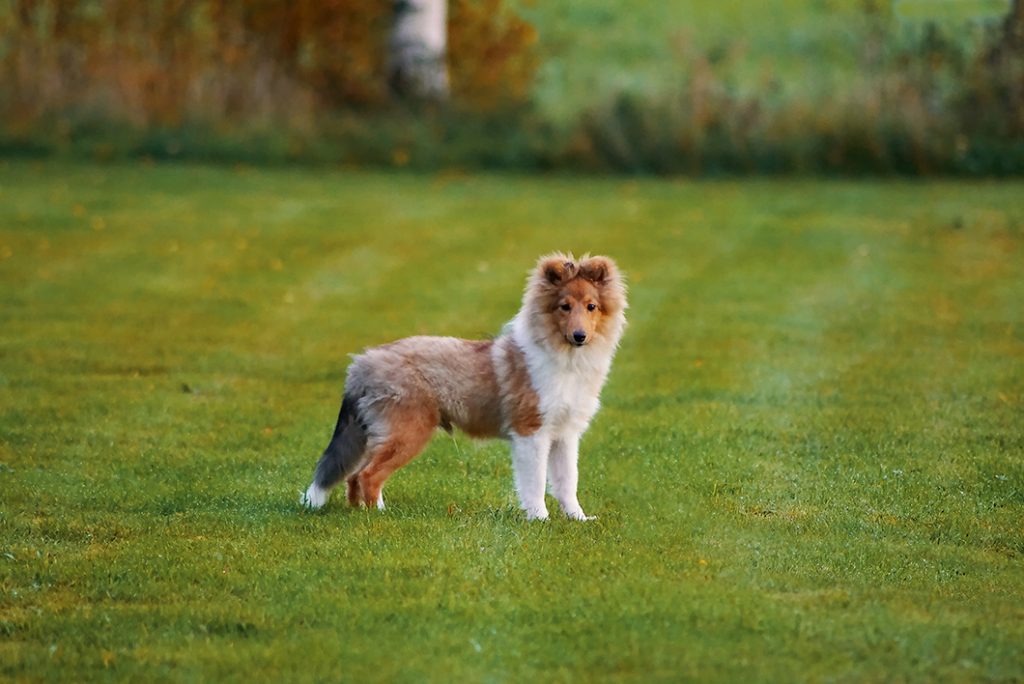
(511, 433), (551, 521)
(548, 434), (594, 521)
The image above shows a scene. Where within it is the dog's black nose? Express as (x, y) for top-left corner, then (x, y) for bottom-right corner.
(572, 330), (587, 345)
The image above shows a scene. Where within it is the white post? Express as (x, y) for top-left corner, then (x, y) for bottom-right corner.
(388, 0), (449, 100)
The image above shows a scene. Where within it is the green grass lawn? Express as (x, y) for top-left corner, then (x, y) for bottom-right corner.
(1, 161), (1022, 681)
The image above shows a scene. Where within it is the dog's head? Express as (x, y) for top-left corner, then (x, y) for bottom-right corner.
(526, 253), (627, 349)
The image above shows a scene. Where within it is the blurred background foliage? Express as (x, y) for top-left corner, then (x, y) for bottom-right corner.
(0, 0), (1022, 174)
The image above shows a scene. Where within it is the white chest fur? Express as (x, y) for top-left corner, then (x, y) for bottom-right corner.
(512, 316), (615, 436)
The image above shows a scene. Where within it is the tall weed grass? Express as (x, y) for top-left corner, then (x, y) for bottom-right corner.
(567, 5), (1024, 174)
(1, 1), (1022, 174)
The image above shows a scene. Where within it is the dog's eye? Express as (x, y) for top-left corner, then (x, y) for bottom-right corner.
(586, 303), (597, 312)
(560, 303), (571, 311)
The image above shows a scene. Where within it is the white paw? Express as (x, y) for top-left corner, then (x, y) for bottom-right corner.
(376, 492), (386, 511)
(301, 484), (329, 509)
(523, 507), (549, 521)
(565, 509), (597, 521)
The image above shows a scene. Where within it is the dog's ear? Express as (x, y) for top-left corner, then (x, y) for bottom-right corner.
(579, 256), (616, 285)
(538, 255), (576, 285)
(581, 255), (627, 314)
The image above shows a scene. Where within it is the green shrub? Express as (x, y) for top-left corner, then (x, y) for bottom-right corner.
(563, 5), (1024, 175)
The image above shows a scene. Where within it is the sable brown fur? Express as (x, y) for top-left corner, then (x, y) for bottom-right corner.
(501, 341), (543, 436)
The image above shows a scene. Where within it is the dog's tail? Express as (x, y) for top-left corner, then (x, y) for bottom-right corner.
(301, 393), (368, 509)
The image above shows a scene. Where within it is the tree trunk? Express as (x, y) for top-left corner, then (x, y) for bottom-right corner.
(1000, 0), (1023, 51)
(388, 0), (449, 101)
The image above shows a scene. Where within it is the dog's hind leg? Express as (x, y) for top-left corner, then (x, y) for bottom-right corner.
(345, 473), (363, 507)
(302, 394), (367, 509)
(344, 471), (388, 510)
(354, 404), (436, 509)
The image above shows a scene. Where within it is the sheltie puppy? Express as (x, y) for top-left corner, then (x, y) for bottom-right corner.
(300, 253), (627, 520)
